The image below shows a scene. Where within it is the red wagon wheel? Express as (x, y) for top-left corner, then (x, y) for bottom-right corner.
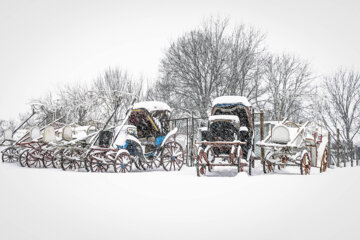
(18, 150), (29, 167)
(114, 152), (132, 173)
(1, 147), (18, 163)
(26, 149), (44, 168)
(89, 151), (109, 172)
(52, 150), (63, 169)
(263, 152), (275, 174)
(236, 147), (244, 173)
(320, 148), (328, 173)
(196, 149), (207, 177)
(300, 152), (311, 175)
(42, 150), (54, 168)
(161, 141), (184, 171)
(61, 150), (81, 171)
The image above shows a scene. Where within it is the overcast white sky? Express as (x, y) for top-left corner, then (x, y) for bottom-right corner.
(0, 0), (359, 120)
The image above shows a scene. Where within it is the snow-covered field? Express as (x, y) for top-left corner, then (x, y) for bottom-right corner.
(1, 158), (360, 240)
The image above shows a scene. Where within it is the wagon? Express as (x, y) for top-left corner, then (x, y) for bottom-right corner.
(45, 124), (98, 171)
(256, 120), (328, 174)
(195, 96), (255, 176)
(86, 101), (185, 173)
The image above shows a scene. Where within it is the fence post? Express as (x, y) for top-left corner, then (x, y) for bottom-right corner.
(343, 144), (346, 168)
(337, 129), (340, 167)
(260, 109), (265, 164)
(327, 131), (331, 168)
(357, 146), (359, 166)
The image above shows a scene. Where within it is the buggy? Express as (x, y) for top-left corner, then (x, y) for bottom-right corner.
(256, 120), (328, 174)
(195, 96), (254, 176)
(86, 101), (185, 172)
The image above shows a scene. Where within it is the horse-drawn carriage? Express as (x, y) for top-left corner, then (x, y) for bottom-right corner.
(257, 120), (328, 175)
(86, 101), (184, 172)
(195, 96), (254, 176)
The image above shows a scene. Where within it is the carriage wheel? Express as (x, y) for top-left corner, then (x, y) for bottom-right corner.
(114, 153), (132, 173)
(61, 150), (82, 171)
(236, 147), (244, 173)
(263, 152), (275, 174)
(26, 149), (44, 168)
(278, 155), (288, 170)
(300, 152), (311, 175)
(207, 148), (215, 172)
(320, 148), (328, 173)
(42, 150), (54, 168)
(52, 150), (63, 169)
(89, 152), (109, 172)
(196, 149), (207, 177)
(161, 141), (184, 171)
(19, 150), (29, 167)
(1, 147), (18, 163)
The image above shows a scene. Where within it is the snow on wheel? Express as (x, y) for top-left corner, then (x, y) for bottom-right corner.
(1, 147), (18, 163)
(61, 150), (81, 171)
(320, 148), (328, 173)
(196, 148), (207, 177)
(161, 141), (184, 171)
(114, 152), (132, 173)
(26, 149), (44, 168)
(263, 152), (275, 174)
(300, 152), (311, 175)
(42, 150), (54, 168)
(89, 152), (109, 172)
(236, 147), (244, 173)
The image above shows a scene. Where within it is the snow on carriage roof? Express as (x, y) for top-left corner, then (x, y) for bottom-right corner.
(208, 115), (240, 123)
(133, 101), (171, 112)
(212, 96), (251, 108)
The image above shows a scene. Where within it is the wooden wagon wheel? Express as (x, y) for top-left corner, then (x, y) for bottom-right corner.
(42, 150), (54, 168)
(236, 147), (244, 173)
(61, 150), (82, 171)
(52, 150), (63, 169)
(113, 152), (132, 173)
(161, 141), (184, 171)
(18, 149), (29, 167)
(320, 148), (328, 173)
(1, 147), (18, 163)
(89, 151), (109, 172)
(26, 149), (44, 168)
(207, 148), (215, 172)
(196, 149), (207, 177)
(263, 152), (275, 174)
(300, 152), (311, 175)
(278, 155), (288, 170)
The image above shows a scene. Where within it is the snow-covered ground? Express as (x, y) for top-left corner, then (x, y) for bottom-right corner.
(1, 158), (360, 240)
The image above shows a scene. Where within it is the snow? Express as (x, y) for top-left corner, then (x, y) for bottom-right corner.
(133, 101), (171, 112)
(1, 155), (360, 240)
(208, 115), (240, 123)
(212, 96), (251, 107)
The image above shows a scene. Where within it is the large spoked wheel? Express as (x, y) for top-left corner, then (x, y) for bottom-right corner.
(2, 147), (18, 163)
(114, 152), (132, 173)
(61, 150), (82, 171)
(300, 152), (311, 175)
(161, 141), (184, 171)
(207, 148), (215, 172)
(18, 150), (29, 167)
(52, 150), (63, 169)
(196, 149), (207, 177)
(263, 152), (275, 174)
(26, 149), (44, 168)
(42, 150), (54, 168)
(320, 148), (328, 173)
(89, 152), (109, 172)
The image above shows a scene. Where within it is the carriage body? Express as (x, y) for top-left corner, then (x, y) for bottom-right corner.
(86, 101), (184, 173)
(196, 96), (254, 176)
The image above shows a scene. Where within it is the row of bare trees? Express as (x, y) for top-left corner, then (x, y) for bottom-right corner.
(1, 17), (360, 150)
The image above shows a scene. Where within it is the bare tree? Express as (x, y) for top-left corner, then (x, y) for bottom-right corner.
(320, 69), (360, 148)
(154, 17), (266, 118)
(262, 54), (312, 121)
(93, 68), (143, 125)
